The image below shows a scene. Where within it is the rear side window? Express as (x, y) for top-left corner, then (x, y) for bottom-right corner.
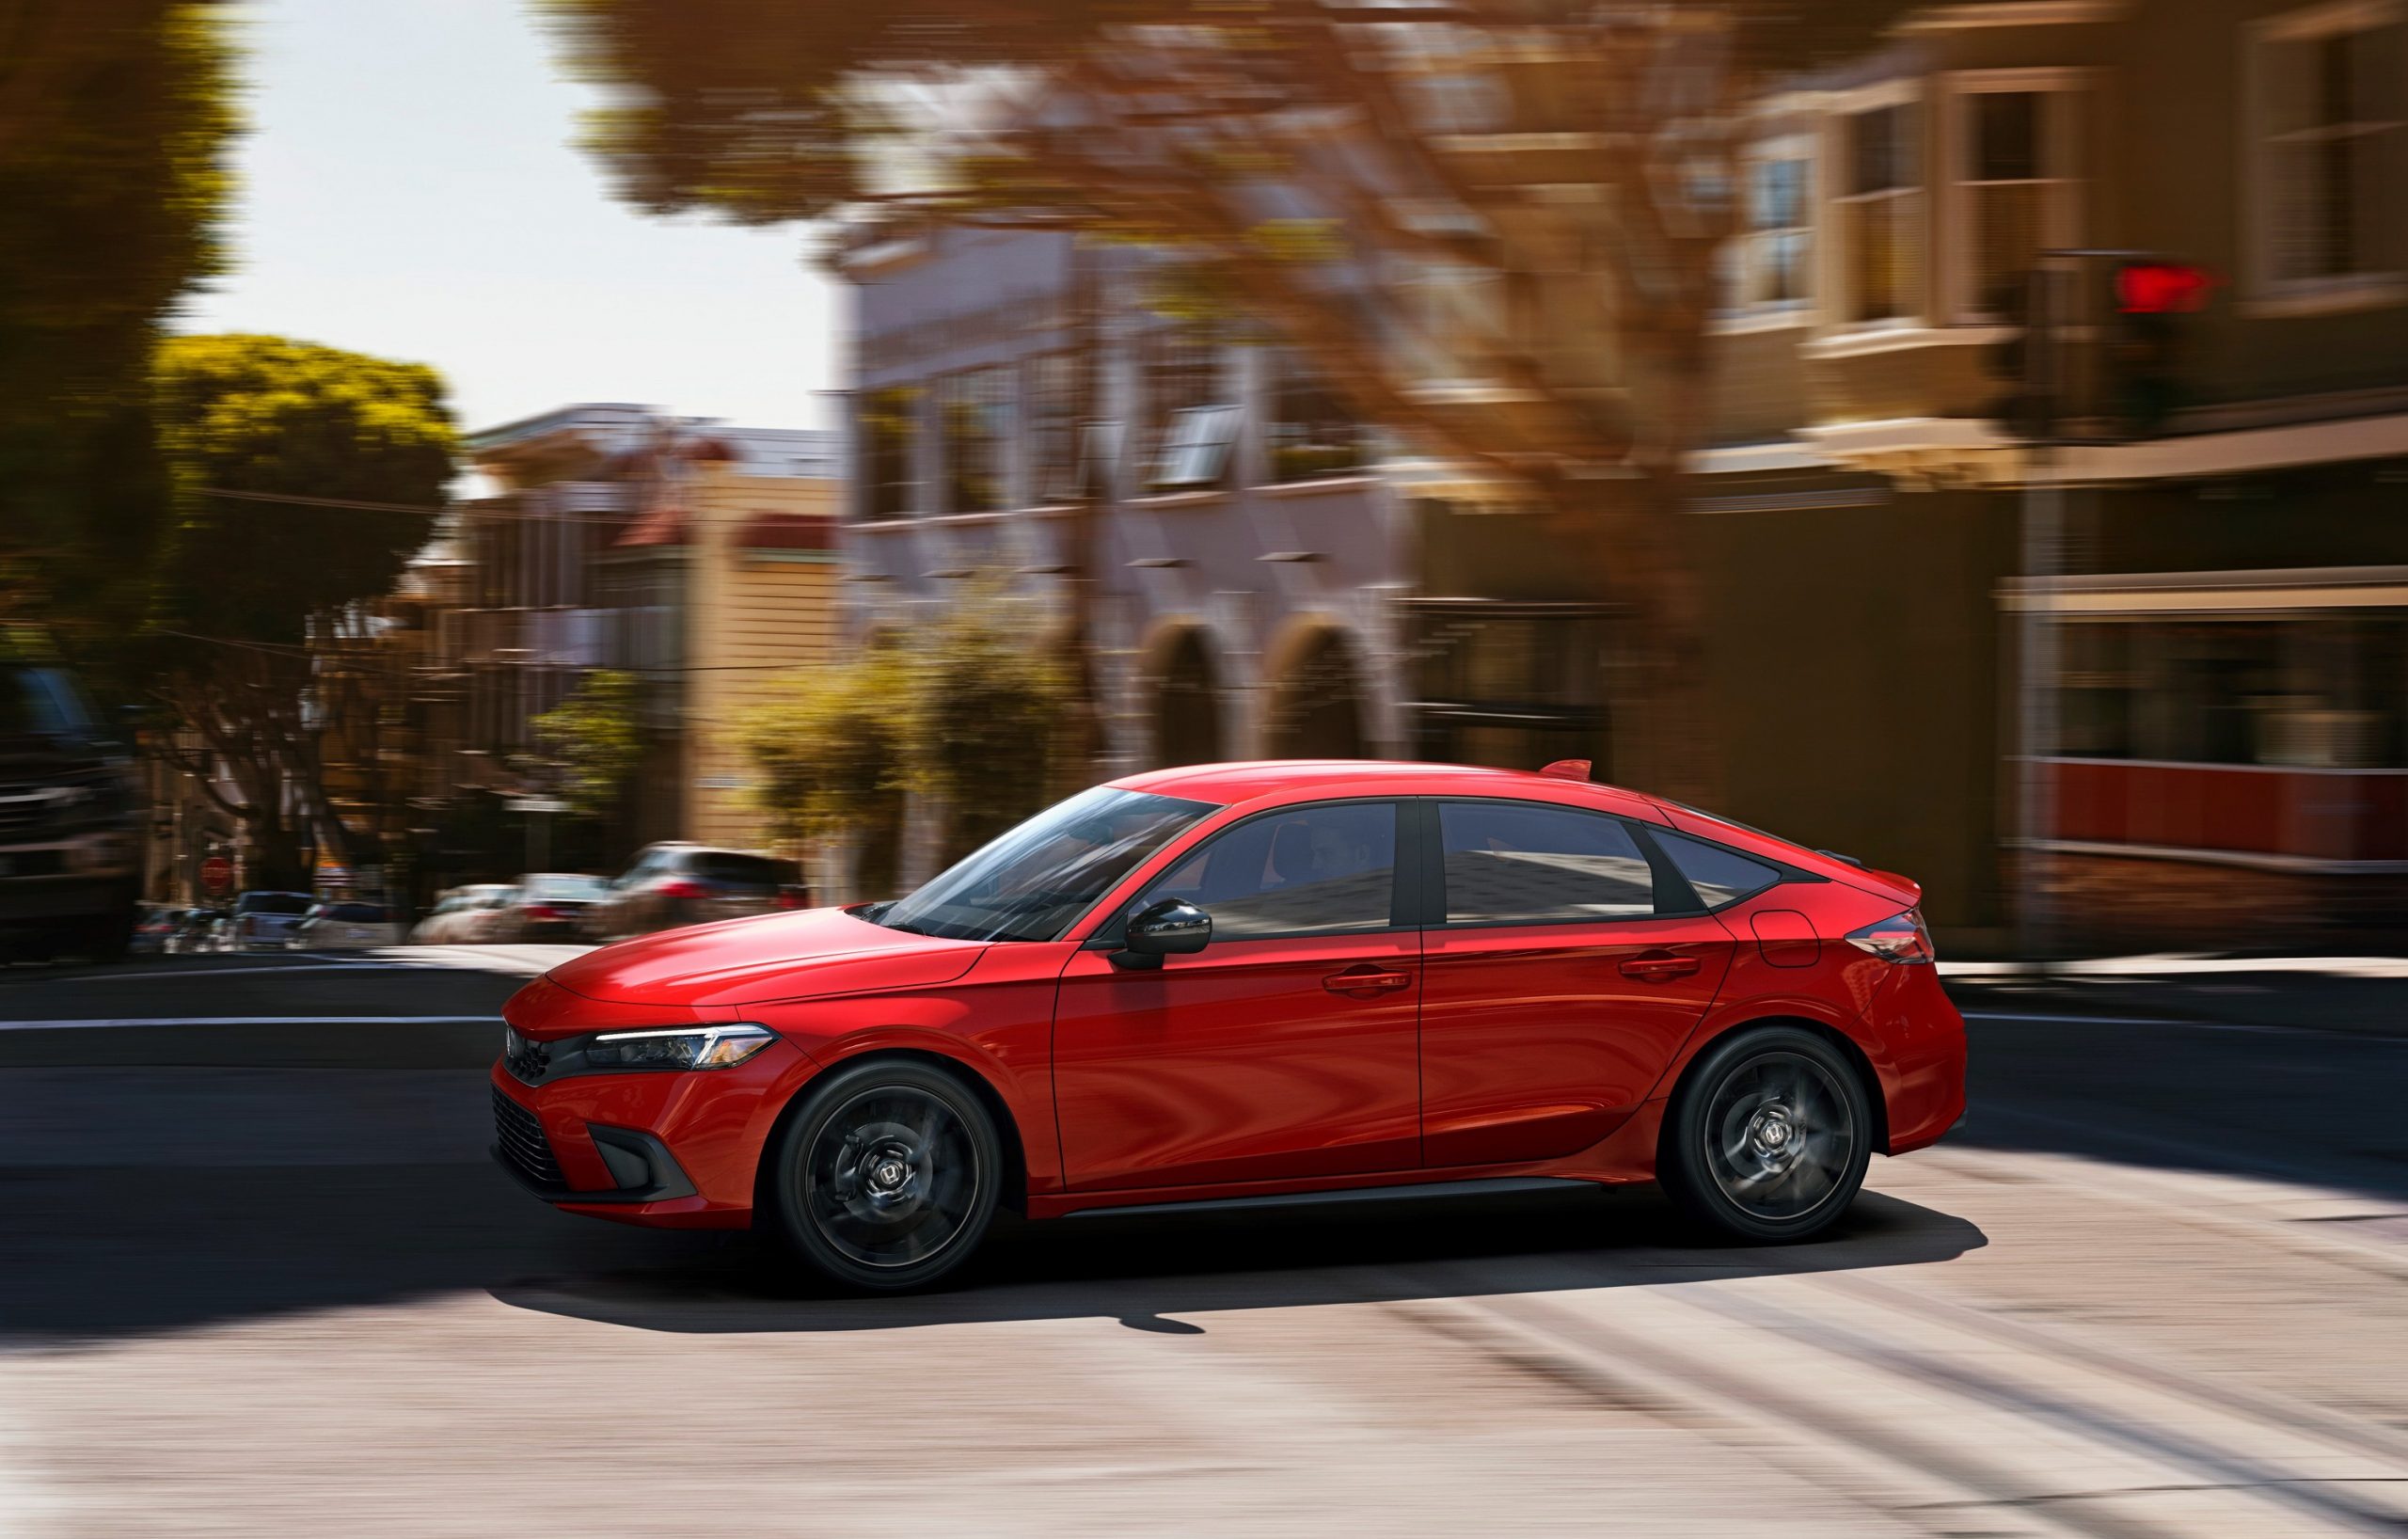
(1655, 830), (1782, 909)
(1438, 801), (1655, 925)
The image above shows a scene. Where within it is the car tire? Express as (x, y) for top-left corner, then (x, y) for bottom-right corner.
(1658, 1023), (1874, 1245)
(767, 1058), (1003, 1293)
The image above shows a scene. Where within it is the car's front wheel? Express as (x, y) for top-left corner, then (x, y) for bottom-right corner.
(767, 1059), (1003, 1293)
(1659, 1024), (1873, 1244)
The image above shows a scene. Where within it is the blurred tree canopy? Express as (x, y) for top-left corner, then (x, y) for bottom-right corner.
(741, 599), (1073, 872)
(146, 333), (457, 889)
(541, 0), (1917, 803)
(531, 668), (646, 824)
(0, 1), (239, 630)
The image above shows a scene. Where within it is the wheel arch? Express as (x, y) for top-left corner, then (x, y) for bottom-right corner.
(1659, 1013), (1892, 1160)
(752, 1045), (1032, 1219)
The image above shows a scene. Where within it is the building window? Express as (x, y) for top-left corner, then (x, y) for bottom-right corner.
(1723, 143), (1814, 319)
(1141, 328), (1229, 491)
(1024, 351), (1083, 505)
(1839, 100), (1923, 324)
(1949, 75), (2083, 323)
(856, 385), (920, 520)
(2055, 613), (2407, 769)
(939, 368), (1010, 515)
(2252, 1), (2406, 297)
(1265, 352), (1370, 483)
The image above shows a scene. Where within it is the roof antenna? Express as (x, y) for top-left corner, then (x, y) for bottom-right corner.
(1539, 759), (1592, 782)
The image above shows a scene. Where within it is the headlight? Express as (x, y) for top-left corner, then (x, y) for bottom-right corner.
(584, 1023), (777, 1071)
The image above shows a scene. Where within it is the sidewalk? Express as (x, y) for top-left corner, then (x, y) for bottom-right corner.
(1941, 955), (2408, 1038)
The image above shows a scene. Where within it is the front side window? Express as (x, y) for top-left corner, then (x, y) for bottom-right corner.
(877, 786), (1216, 943)
(2256, 3), (2406, 290)
(1131, 801), (1399, 941)
(1841, 101), (1923, 323)
(1438, 801), (1656, 925)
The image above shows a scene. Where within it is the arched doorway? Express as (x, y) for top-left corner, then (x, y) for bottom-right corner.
(1148, 625), (1225, 768)
(1264, 622), (1370, 758)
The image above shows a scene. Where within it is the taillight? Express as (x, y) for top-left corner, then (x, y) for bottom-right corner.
(776, 889), (806, 911)
(521, 904), (562, 922)
(1846, 909), (1935, 964)
(657, 879), (706, 900)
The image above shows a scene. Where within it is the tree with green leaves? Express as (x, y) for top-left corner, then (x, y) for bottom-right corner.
(0, 1), (239, 632)
(742, 598), (1074, 890)
(531, 668), (646, 827)
(146, 333), (456, 890)
(539, 0), (1915, 804)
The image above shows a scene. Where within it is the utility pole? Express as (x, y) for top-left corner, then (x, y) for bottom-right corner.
(2013, 259), (2067, 966)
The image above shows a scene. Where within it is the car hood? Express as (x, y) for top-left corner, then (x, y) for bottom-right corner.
(544, 905), (989, 1010)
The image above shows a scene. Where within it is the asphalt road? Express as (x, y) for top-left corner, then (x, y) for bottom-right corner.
(2, 946), (2404, 1535)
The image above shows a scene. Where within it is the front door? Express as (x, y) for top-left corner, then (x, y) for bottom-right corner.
(1054, 799), (1422, 1191)
(1418, 799), (1733, 1168)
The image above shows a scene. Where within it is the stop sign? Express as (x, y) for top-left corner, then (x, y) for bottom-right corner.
(200, 855), (233, 896)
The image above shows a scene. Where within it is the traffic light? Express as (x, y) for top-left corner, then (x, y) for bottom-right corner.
(2106, 260), (2214, 438)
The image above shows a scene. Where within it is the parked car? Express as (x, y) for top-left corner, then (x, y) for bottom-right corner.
(413, 883), (518, 944)
(594, 844), (806, 938)
(129, 903), (183, 957)
(499, 873), (610, 942)
(165, 907), (221, 955)
(222, 890), (314, 952)
(292, 900), (404, 951)
(0, 657), (141, 963)
(495, 760), (1967, 1293)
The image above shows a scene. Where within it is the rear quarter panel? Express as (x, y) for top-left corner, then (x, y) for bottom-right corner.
(1644, 881), (1955, 1154)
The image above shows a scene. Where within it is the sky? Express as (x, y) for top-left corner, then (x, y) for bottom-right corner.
(175, 0), (842, 436)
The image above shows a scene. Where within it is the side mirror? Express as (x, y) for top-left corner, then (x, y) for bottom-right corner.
(1114, 897), (1211, 970)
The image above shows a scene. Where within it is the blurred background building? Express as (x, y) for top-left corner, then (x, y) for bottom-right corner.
(833, 0), (2408, 949)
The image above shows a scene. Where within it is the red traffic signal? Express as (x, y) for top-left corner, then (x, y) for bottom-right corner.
(2115, 262), (2216, 314)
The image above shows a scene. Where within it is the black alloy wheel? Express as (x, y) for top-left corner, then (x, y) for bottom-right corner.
(1659, 1023), (1873, 1243)
(769, 1059), (1003, 1293)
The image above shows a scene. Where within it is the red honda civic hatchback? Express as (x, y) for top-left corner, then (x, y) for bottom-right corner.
(493, 760), (1965, 1291)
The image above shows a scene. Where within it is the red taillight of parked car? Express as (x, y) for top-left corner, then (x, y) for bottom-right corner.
(776, 888), (806, 910)
(656, 879), (707, 900)
(1846, 909), (1936, 964)
(521, 904), (562, 922)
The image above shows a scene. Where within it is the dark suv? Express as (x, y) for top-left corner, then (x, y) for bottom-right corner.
(0, 661), (142, 962)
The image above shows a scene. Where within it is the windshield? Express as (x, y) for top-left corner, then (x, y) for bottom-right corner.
(875, 786), (1216, 943)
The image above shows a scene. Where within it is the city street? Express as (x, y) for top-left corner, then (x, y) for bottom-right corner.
(2, 951), (2405, 1535)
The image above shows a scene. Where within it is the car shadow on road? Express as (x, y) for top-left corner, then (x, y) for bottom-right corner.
(491, 1184), (1986, 1335)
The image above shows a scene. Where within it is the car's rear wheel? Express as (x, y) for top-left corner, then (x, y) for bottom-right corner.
(1659, 1024), (1872, 1244)
(768, 1059), (1002, 1293)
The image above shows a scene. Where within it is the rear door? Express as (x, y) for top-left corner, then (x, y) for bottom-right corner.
(1053, 799), (1423, 1191)
(1418, 798), (1734, 1168)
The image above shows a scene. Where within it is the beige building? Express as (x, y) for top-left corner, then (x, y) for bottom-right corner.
(611, 433), (845, 849)
(408, 407), (841, 890)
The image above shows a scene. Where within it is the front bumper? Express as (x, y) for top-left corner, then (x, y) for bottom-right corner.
(488, 1047), (800, 1229)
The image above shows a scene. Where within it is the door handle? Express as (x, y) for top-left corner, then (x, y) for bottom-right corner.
(1619, 951), (1701, 982)
(1323, 965), (1413, 997)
